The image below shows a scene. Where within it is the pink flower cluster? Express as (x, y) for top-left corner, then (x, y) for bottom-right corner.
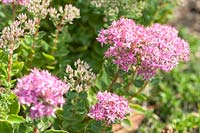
(88, 91), (130, 124)
(14, 68), (69, 119)
(2, 0), (29, 5)
(97, 18), (190, 79)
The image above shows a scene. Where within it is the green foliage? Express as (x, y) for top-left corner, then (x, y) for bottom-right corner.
(7, 115), (25, 124)
(0, 0), (198, 132)
(44, 130), (68, 133)
(62, 91), (89, 132)
(0, 120), (13, 133)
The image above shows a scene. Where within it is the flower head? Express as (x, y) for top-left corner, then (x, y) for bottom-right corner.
(14, 68), (69, 119)
(2, 0), (29, 5)
(97, 18), (190, 79)
(25, 0), (52, 19)
(65, 59), (96, 92)
(97, 18), (145, 72)
(0, 14), (36, 50)
(138, 24), (190, 79)
(88, 91), (130, 124)
(49, 4), (80, 27)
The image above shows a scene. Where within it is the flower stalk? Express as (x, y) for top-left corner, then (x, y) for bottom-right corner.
(108, 73), (119, 91)
(128, 80), (149, 101)
(7, 43), (14, 83)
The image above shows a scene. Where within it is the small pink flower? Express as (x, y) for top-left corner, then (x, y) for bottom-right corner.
(14, 68), (69, 119)
(88, 91), (130, 124)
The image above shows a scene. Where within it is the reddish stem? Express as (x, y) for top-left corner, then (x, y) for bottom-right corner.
(7, 44), (14, 83)
(32, 18), (41, 49)
(52, 16), (65, 51)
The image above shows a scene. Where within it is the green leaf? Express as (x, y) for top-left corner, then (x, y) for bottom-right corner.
(37, 31), (47, 40)
(17, 122), (33, 133)
(133, 79), (144, 88)
(95, 78), (106, 90)
(8, 95), (20, 114)
(44, 129), (67, 133)
(129, 103), (146, 114)
(88, 120), (102, 133)
(7, 114), (25, 124)
(46, 66), (55, 70)
(62, 91), (89, 132)
(42, 52), (55, 61)
(101, 67), (111, 86)
(0, 120), (13, 133)
(121, 119), (132, 130)
(135, 93), (148, 101)
(12, 61), (24, 70)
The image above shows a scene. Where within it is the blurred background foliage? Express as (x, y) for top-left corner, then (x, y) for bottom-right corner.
(0, 0), (199, 132)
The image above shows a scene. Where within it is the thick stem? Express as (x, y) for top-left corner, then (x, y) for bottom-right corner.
(108, 73), (119, 92)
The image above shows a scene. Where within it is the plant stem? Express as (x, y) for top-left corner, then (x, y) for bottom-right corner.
(135, 80), (148, 95)
(32, 18), (41, 49)
(53, 25), (62, 50)
(52, 16), (65, 54)
(7, 44), (14, 83)
(108, 73), (119, 92)
(28, 18), (41, 67)
(128, 80), (149, 101)
(12, 3), (16, 21)
(124, 66), (138, 91)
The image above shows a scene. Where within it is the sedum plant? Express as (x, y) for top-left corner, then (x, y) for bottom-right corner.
(0, 0), (196, 133)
